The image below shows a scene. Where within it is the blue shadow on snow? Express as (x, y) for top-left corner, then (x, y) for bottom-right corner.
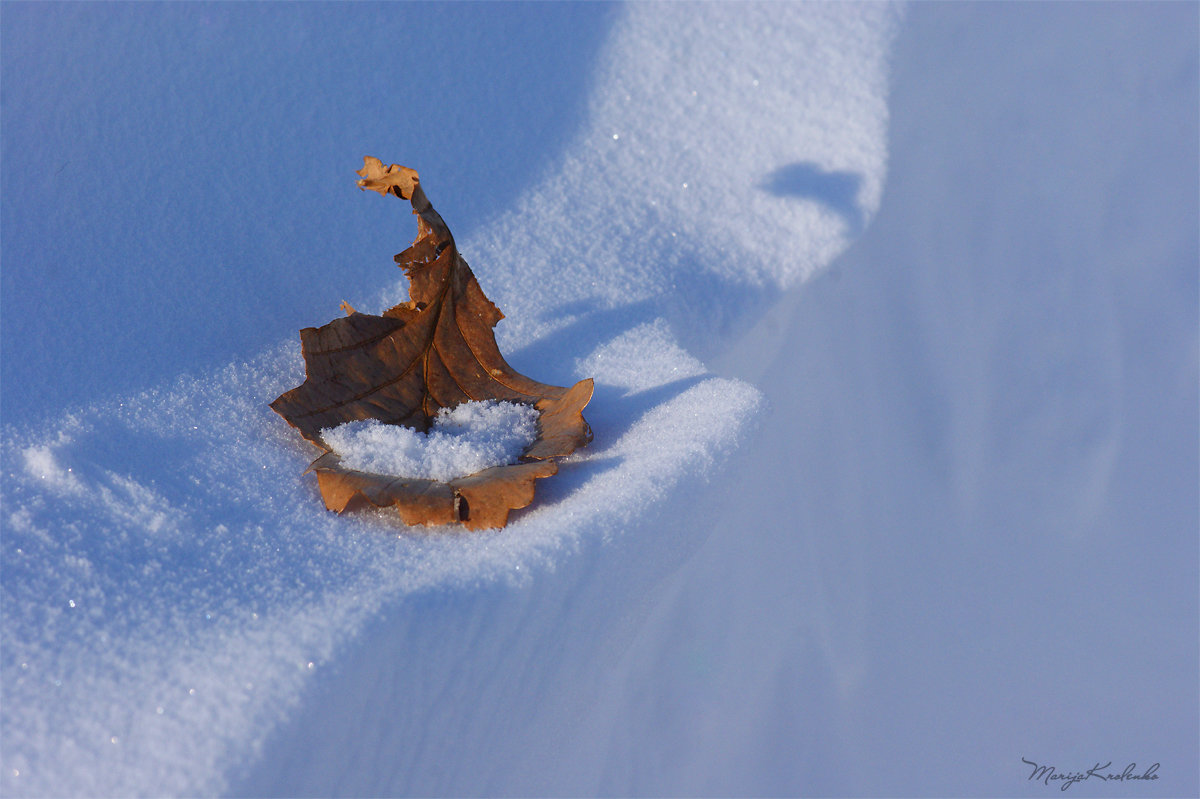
(761, 162), (865, 235)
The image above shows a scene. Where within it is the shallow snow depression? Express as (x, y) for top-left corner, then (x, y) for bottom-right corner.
(320, 401), (541, 482)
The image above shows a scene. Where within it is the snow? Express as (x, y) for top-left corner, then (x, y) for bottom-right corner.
(321, 402), (541, 482)
(3, 2), (1197, 797)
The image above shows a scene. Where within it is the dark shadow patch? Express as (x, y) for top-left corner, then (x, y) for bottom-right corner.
(761, 163), (865, 234)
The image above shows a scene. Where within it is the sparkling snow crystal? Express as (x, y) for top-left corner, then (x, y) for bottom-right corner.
(320, 401), (540, 482)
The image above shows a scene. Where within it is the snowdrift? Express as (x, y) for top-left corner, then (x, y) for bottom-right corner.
(4, 2), (1197, 797)
(3, 4), (898, 795)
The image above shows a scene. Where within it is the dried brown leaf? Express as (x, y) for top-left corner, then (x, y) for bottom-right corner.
(355, 156), (419, 199)
(271, 158), (593, 529)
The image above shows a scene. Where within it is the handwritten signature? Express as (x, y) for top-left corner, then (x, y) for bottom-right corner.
(1021, 757), (1160, 791)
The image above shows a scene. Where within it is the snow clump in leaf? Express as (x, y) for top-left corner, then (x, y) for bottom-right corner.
(321, 400), (540, 483)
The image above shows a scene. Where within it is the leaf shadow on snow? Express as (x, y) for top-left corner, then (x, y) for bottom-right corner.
(507, 373), (709, 515)
(585, 374), (710, 440)
(508, 271), (774, 386)
(506, 300), (667, 385)
(761, 162), (866, 235)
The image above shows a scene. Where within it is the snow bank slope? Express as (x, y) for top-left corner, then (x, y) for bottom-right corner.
(467, 2), (898, 359)
(238, 4), (1198, 796)
(1, 3), (899, 796)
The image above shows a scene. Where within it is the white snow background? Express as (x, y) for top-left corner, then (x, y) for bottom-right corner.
(2, 2), (1196, 797)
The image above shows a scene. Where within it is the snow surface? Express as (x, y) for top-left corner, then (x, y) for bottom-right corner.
(321, 402), (541, 483)
(3, 2), (1197, 797)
